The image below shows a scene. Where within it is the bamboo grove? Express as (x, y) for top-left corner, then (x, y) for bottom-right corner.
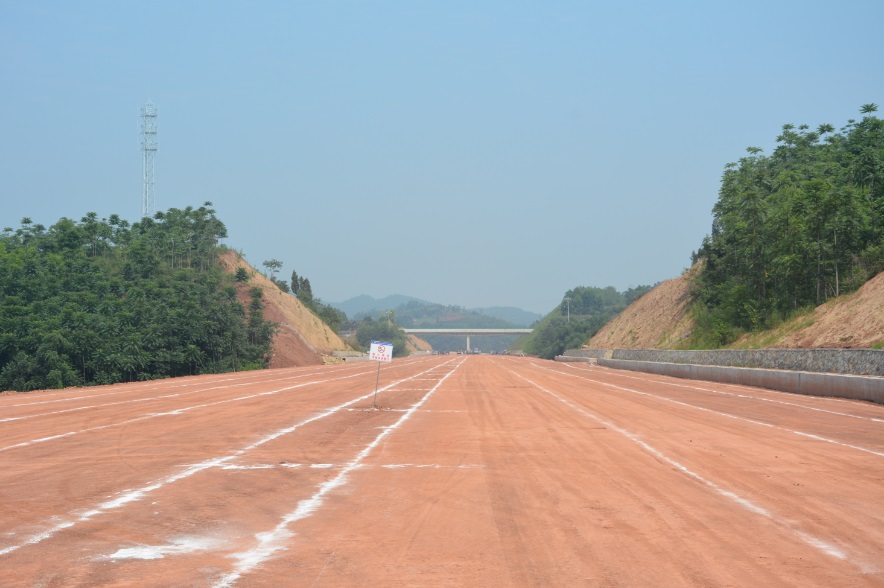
(693, 105), (884, 344)
(0, 203), (276, 391)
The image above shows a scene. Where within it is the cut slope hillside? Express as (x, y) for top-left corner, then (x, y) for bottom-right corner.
(586, 264), (884, 351)
(732, 270), (884, 349)
(406, 334), (432, 354)
(219, 251), (351, 367)
(585, 264), (699, 349)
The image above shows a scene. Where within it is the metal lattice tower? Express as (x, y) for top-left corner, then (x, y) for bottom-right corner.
(140, 100), (158, 217)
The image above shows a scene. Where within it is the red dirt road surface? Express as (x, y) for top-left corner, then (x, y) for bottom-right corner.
(2, 356), (883, 587)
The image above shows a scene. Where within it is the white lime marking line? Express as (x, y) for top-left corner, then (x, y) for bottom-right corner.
(510, 369), (848, 561)
(537, 363), (884, 459)
(220, 462), (481, 470)
(345, 407), (464, 413)
(380, 463), (482, 469)
(0, 365), (378, 423)
(0, 361), (455, 558)
(106, 536), (224, 560)
(0, 367), (341, 409)
(0, 391), (190, 424)
(0, 368), (375, 454)
(1, 359), (424, 431)
(588, 364), (884, 424)
(213, 360), (464, 588)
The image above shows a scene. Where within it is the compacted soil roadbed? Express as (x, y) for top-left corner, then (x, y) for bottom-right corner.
(1, 355), (882, 586)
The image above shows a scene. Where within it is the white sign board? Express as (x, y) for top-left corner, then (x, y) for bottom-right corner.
(369, 340), (394, 363)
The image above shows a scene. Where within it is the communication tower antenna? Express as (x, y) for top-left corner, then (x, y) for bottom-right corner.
(140, 100), (158, 217)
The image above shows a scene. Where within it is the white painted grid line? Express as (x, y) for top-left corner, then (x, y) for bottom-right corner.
(508, 368), (849, 563)
(534, 363), (884, 459)
(213, 359), (465, 587)
(0, 367), (382, 453)
(583, 362), (884, 423)
(218, 461), (482, 470)
(0, 360), (456, 558)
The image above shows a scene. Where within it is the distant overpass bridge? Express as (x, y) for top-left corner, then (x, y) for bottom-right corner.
(403, 328), (533, 352)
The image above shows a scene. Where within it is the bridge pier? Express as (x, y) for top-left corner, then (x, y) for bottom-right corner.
(466, 335), (470, 353)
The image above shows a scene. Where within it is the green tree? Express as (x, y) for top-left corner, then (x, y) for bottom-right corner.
(318, 304), (346, 333)
(693, 105), (884, 342)
(0, 206), (275, 391)
(355, 313), (409, 358)
(262, 259), (283, 280)
(298, 277), (314, 306)
(518, 286), (638, 359)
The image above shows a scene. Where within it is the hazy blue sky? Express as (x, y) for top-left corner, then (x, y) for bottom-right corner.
(2, 1), (882, 313)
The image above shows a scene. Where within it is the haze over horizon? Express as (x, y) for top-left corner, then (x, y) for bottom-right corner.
(3, 1), (883, 314)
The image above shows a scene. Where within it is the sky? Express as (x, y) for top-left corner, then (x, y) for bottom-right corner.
(2, 1), (883, 314)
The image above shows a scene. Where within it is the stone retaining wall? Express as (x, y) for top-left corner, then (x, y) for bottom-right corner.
(597, 358), (884, 404)
(564, 348), (884, 376)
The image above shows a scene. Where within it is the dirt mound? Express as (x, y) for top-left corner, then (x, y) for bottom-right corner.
(735, 270), (884, 349)
(586, 264), (700, 349)
(219, 250), (351, 367)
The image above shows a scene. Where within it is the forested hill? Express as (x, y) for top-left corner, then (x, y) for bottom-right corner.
(582, 104), (884, 352)
(333, 297), (541, 328)
(516, 284), (654, 359)
(692, 104), (884, 346)
(392, 300), (517, 329)
(0, 203), (276, 391)
(218, 250), (350, 367)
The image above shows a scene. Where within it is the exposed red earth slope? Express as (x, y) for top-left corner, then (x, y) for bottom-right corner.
(734, 270), (884, 349)
(219, 250), (351, 367)
(406, 333), (433, 354)
(586, 264), (699, 349)
(587, 265), (884, 350)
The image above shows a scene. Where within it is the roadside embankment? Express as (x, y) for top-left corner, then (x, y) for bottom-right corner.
(558, 348), (884, 404)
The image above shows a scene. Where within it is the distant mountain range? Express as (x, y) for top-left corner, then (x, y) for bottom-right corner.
(330, 294), (426, 319)
(469, 306), (543, 327)
(330, 295), (542, 327)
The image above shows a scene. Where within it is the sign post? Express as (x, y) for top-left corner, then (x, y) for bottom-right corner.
(369, 340), (393, 409)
